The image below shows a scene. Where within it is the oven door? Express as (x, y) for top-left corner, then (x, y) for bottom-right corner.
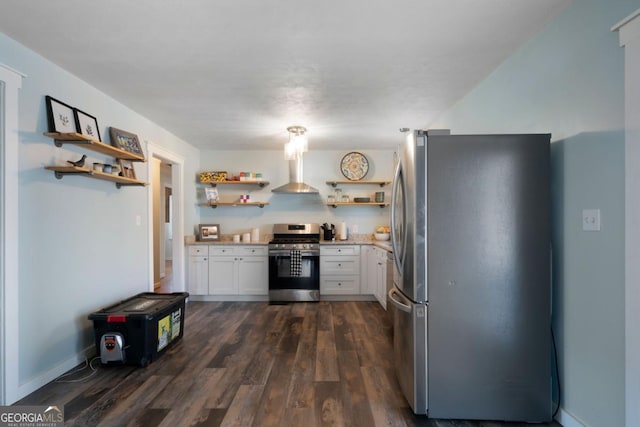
(268, 249), (320, 301)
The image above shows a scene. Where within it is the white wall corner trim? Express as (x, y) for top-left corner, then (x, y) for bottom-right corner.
(0, 63), (24, 405)
(613, 9), (640, 427)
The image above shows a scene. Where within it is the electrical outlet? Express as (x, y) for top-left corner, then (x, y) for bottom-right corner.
(351, 224), (358, 233)
(582, 209), (601, 231)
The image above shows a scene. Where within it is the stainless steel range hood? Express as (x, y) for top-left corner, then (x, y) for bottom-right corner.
(271, 156), (319, 194)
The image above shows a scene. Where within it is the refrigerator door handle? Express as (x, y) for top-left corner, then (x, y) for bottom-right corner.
(390, 159), (404, 275)
(388, 287), (412, 313)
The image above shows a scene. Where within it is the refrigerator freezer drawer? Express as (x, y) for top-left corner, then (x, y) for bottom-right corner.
(387, 287), (428, 414)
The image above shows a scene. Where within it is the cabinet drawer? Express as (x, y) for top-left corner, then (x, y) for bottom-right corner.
(189, 246), (209, 256)
(320, 245), (360, 256)
(209, 246), (236, 256)
(321, 256), (360, 275)
(237, 246), (267, 256)
(321, 277), (359, 294)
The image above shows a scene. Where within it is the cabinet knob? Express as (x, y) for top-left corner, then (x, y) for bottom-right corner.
(338, 283), (342, 286)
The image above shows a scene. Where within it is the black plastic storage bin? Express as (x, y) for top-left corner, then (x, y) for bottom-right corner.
(88, 292), (189, 366)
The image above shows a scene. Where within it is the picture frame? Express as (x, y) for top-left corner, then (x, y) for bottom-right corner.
(73, 108), (101, 141)
(109, 127), (144, 157)
(198, 224), (220, 241)
(118, 159), (137, 180)
(45, 96), (77, 133)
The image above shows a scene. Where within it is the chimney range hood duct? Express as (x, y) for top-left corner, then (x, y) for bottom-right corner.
(271, 156), (319, 194)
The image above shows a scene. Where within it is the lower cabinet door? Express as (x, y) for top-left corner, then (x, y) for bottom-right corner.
(238, 256), (268, 295)
(188, 256), (209, 295)
(209, 256), (237, 294)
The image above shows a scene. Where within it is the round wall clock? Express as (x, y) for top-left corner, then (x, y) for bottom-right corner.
(340, 152), (369, 181)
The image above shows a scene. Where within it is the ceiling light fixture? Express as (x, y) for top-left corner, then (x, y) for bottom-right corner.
(284, 125), (308, 160)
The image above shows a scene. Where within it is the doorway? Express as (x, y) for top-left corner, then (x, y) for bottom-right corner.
(147, 144), (185, 294)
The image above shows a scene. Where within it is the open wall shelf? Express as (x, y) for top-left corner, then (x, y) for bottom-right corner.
(326, 180), (390, 187)
(44, 132), (148, 188)
(199, 202), (268, 208)
(44, 132), (146, 162)
(45, 166), (149, 188)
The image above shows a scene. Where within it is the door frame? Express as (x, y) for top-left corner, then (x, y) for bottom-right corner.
(613, 10), (640, 427)
(145, 143), (185, 292)
(0, 63), (24, 405)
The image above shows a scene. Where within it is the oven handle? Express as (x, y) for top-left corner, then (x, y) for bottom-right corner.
(268, 250), (319, 257)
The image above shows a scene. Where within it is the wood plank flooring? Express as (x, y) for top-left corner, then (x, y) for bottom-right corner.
(15, 301), (561, 427)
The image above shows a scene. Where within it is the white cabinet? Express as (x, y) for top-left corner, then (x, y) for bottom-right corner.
(209, 252), (236, 294)
(209, 246), (268, 295)
(374, 247), (388, 309)
(320, 245), (361, 295)
(237, 254), (268, 295)
(187, 246), (209, 295)
(365, 245), (391, 309)
(360, 246), (375, 295)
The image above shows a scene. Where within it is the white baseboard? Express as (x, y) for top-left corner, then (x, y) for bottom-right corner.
(556, 407), (586, 427)
(13, 345), (95, 404)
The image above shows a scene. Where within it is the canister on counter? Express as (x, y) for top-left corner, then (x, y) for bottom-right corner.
(251, 227), (260, 242)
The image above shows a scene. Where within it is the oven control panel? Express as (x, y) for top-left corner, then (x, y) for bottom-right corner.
(268, 243), (319, 251)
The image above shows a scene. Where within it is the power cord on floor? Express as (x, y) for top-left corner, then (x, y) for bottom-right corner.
(551, 324), (561, 418)
(54, 356), (101, 383)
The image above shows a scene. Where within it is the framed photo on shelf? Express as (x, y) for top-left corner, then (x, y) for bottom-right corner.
(198, 224), (220, 241)
(109, 127), (144, 157)
(73, 108), (101, 141)
(45, 96), (77, 133)
(205, 187), (219, 202)
(118, 159), (136, 180)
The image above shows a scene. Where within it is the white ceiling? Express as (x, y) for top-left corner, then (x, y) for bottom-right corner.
(0, 0), (570, 150)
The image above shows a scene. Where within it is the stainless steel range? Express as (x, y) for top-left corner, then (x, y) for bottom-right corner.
(268, 223), (320, 302)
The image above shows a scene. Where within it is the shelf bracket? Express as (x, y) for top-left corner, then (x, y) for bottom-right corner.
(115, 182), (146, 189)
(53, 170), (91, 180)
(53, 139), (91, 148)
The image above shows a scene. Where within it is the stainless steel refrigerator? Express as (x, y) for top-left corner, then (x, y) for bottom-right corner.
(387, 129), (551, 422)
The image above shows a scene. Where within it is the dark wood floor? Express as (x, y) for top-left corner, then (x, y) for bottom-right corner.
(16, 301), (561, 427)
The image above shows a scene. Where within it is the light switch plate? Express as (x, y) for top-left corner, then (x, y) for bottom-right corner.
(582, 209), (601, 231)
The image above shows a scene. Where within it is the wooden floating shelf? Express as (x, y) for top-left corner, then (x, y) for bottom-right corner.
(44, 132), (146, 162)
(326, 180), (391, 187)
(202, 180), (269, 187)
(327, 202), (389, 208)
(45, 166), (149, 188)
(200, 202), (268, 208)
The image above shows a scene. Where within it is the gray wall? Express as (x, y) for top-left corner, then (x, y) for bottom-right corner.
(429, 0), (636, 425)
(0, 32), (199, 396)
